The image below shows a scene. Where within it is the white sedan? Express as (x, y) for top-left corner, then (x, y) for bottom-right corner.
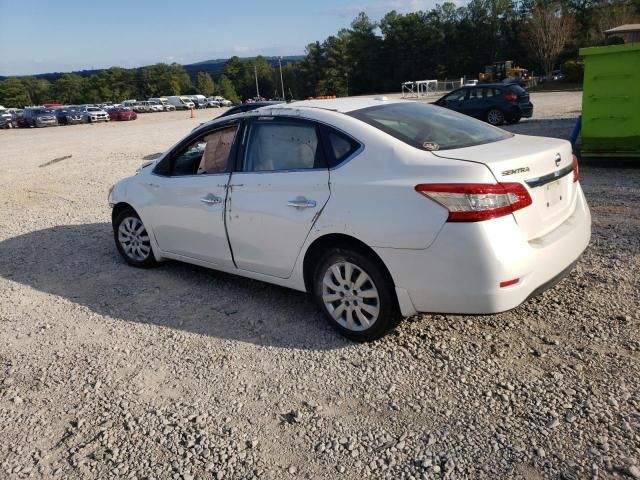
(108, 98), (591, 341)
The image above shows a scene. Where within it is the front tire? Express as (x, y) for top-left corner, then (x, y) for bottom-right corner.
(113, 209), (157, 268)
(486, 108), (505, 126)
(313, 248), (401, 342)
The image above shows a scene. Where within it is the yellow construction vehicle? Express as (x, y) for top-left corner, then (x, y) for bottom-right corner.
(479, 61), (530, 83)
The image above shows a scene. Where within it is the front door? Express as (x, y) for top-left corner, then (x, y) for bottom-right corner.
(143, 124), (238, 267)
(226, 117), (330, 278)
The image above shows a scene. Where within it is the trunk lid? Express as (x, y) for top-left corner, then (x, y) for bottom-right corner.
(433, 134), (577, 240)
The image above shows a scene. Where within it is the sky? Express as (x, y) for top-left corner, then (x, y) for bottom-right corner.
(0, 0), (462, 76)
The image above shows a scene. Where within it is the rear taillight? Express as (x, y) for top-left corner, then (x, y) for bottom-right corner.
(415, 183), (532, 222)
(504, 92), (518, 102)
(572, 154), (579, 182)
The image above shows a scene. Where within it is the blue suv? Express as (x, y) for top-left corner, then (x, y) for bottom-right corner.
(433, 83), (533, 126)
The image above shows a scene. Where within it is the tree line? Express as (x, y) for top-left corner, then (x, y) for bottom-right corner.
(1, 0), (638, 108)
(0, 63), (241, 108)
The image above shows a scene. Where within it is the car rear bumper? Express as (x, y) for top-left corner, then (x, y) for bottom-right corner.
(375, 184), (591, 315)
(508, 103), (533, 119)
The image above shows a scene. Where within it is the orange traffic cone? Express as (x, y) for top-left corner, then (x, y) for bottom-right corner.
(190, 107), (196, 119)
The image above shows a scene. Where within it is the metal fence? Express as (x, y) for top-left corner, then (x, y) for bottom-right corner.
(401, 79), (464, 98)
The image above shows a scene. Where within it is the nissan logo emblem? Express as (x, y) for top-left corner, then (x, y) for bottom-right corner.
(555, 153), (561, 167)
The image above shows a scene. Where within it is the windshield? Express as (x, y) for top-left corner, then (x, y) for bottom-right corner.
(87, 107), (100, 112)
(348, 102), (512, 151)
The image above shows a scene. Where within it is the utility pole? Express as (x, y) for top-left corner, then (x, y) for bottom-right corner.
(278, 57), (285, 100)
(254, 65), (260, 99)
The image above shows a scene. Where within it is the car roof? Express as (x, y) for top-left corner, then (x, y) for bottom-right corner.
(272, 97), (405, 113)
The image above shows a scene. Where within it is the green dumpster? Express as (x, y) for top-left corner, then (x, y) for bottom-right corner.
(579, 42), (640, 157)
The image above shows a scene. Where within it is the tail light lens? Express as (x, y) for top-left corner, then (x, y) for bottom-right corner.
(504, 92), (518, 102)
(572, 154), (579, 182)
(415, 183), (532, 222)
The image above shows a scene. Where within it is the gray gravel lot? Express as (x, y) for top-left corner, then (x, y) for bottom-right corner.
(1, 94), (639, 479)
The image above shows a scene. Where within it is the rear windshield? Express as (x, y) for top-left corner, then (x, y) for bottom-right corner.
(348, 102), (512, 151)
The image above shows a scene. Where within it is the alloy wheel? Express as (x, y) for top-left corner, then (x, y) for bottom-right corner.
(118, 217), (151, 262)
(322, 261), (380, 331)
(487, 109), (504, 126)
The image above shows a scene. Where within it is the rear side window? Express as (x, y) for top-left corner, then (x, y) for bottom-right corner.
(323, 129), (361, 168)
(508, 84), (527, 95)
(348, 102), (512, 151)
(243, 120), (325, 172)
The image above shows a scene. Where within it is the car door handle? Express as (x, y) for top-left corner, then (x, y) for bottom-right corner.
(287, 199), (316, 209)
(200, 194), (222, 205)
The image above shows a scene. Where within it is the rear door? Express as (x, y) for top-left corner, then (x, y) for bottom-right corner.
(226, 116), (330, 278)
(462, 87), (487, 118)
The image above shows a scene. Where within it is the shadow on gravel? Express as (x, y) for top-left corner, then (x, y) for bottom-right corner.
(0, 223), (346, 351)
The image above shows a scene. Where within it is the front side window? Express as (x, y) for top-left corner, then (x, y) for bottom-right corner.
(162, 125), (238, 176)
(243, 120), (325, 172)
(349, 101), (512, 151)
(444, 89), (467, 102)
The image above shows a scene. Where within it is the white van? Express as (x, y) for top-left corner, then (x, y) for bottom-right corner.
(167, 96), (194, 110)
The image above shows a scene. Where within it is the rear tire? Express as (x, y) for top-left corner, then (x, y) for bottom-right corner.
(313, 247), (401, 342)
(507, 116), (521, 124)
(113, 208), (157, 268)
(486, 109), (505, 126)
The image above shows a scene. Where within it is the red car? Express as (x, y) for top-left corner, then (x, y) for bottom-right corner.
(108, 107), (137, 121)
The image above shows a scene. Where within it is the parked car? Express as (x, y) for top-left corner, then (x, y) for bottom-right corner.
(188, 96), (208, 109)
(0, 111), (17, 128)
(149, 99), (175, 111)
(79, 106), (110, 123)
(433, 83), (533, 125)
(167, 96), (193, 110)
(108, 107), (138, 121)
(211, 96), (233, 107)
(144, 101), (164, 112)
(55, 107), (88, 125)
(206, 99), (221, 108)
(11, 110), (28, 128)
(218, 101), (284, 118)
(108, 98), (590, 341)
(24, 108), (59, 127)
(131, 102), (150, 113)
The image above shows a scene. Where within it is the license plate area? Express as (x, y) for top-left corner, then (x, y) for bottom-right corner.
(545, 180), (563, 208)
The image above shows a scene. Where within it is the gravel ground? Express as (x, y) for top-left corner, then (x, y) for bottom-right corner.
(1, 94), (639, 480)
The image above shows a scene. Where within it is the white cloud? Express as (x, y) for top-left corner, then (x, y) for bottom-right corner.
(232, 45), (250, 53)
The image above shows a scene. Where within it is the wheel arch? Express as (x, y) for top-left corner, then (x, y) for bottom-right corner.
(111, 202), (137, 226)
(302, 233), (396, 294)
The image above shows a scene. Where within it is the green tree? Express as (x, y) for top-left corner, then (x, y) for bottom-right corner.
(345, 13), (383, 95)
(20, 77), (51, 105)
(218, 75), (240, 104)
(317, 31), (351, 96)
(137, 63), (192, 98)
(196, 72), (216, 97)
(0, 78), (32, 107)
(52, 74), (85, 104)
